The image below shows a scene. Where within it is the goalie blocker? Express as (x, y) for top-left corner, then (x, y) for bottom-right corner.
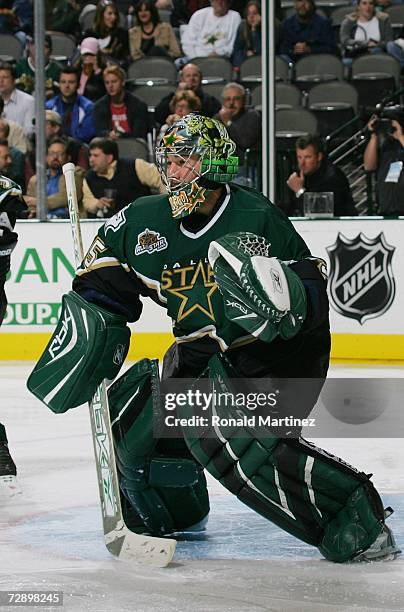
(27, 291), (130, 413)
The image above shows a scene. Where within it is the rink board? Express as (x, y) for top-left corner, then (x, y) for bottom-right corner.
(0, 217), (403, 361)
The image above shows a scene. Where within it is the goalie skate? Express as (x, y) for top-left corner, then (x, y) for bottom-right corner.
(353, 512), (401, 563)
(0, 442), (21, 498)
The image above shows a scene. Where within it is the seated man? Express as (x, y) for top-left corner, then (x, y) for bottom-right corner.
(92, 64), (149, 141)
(0, 62), (35, 137)
(0, 97), (30, 154)
(15, 33), (61, 99)
(82, 137), (165, 218)
(286, 134), (357, 216)
(214, 82), (261, 161)
(0, 139), (25, 190)
(46, 66), (96, 144)
(25, 136), (85, 218)
(278, 0), (336, 63)
(154, 63), (221, 126)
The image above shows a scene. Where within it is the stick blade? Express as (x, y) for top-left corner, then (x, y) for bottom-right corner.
(105, 522), (176, 567)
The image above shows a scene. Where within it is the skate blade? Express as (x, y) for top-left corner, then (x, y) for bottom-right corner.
(0, 475), (22, 498)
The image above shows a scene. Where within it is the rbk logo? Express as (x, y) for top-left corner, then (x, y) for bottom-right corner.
(327, 232), (395, 324)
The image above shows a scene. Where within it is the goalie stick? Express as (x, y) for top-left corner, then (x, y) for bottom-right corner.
(62, 163), (176, 567)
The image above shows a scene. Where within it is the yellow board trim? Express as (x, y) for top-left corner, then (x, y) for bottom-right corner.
(0, 332), (403, 362)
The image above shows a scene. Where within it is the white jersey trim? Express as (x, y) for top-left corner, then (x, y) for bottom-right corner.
(179, 184), (231, 239)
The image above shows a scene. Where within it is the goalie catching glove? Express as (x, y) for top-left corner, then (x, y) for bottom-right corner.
(27, 291), (130, 413)
(208, 232), (307, 343)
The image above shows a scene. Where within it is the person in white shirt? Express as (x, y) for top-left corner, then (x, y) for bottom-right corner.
(340, 0), (393, 59)
(180, 0), (241, 62)
(0, 63), (35, 137)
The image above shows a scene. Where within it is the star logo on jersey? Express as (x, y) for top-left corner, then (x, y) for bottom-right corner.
(162, 128), (187, 148)
(166, 260), (218, 322)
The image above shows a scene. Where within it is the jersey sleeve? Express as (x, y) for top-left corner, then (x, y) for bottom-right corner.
(73, 206), (150, 322)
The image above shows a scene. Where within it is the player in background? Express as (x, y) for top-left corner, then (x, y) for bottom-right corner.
(28, 116), (400, 562)
(0, 177), (27, 496)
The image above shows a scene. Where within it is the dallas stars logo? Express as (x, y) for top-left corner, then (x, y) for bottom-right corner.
(162, 128), (187, 148)
(169, 183), (207, 218)
(166, 260), (218, 322)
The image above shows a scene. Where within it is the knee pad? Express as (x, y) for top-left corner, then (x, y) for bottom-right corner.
(108, 359), (209, 536)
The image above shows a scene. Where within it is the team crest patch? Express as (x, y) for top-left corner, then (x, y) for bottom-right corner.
(327, 232), (395, 324)
(135, 228), (168, 255)
(104, 206), (129, 234)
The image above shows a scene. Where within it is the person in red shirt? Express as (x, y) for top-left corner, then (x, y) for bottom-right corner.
(92, 64), (149, 140)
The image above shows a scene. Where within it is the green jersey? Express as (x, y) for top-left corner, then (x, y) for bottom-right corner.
(75, 184), (311, 351)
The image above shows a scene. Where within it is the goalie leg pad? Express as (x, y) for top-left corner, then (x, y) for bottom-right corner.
(108, 359), (209, 536)
(27, 291), (130, 413)
(179, 354), (387, 563)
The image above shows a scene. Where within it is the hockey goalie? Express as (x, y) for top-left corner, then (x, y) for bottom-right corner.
(28, 115), (400, 563)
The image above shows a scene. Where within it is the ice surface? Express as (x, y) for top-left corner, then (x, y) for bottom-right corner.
(0, 363), (403, 612)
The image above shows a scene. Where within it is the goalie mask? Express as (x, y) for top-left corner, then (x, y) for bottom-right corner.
(155, 114), (239, 219)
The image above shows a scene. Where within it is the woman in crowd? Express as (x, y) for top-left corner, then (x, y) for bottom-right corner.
(232, 0), (261, 69)
(340, 0), (393, 59)
(157, 89), (201, 141)
(85, 0), (130, 67)
(74, 37), (106, 101)
(128, 1), (181, 61)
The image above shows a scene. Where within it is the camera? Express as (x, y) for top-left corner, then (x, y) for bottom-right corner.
(373, 105), (404, 135)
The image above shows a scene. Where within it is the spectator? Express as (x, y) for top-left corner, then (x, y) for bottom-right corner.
(0, 63), (35, 137)
(180, 0), (241, 62)
(15, 34), (61, 99)
(214, 82), (261, 160)
(364, 110), (404, 215)
(387, 29), (404, 68)
(0, 138), (24, 189)
(154, 63), (221, 125)
(169, 0), (210, 28)
(29, 110), (89, 171)
(85, 0), (130, 67)
(0, 97), (29, 153)
(45, 0), (80, 35)
(46, 66), (96, 144)
(286, 134), (357, 216)
(74, 37), (106, 102)
(0, 0), (30, 45)
(278, 0), (336, 63)
(232, 0), (261, 69)
(44, 109), (63, 140)
(158, 89), (202, 141)
(92, 64), (149, 140)
(25, 136), (85, 218)
(83, 136), (164, 218)
(340, 0), (393, 59)
(13, 0), (33, 37)
(128, 1), (181, 61)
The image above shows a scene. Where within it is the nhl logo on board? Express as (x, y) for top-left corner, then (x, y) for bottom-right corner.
(326, 232), (395, 324)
